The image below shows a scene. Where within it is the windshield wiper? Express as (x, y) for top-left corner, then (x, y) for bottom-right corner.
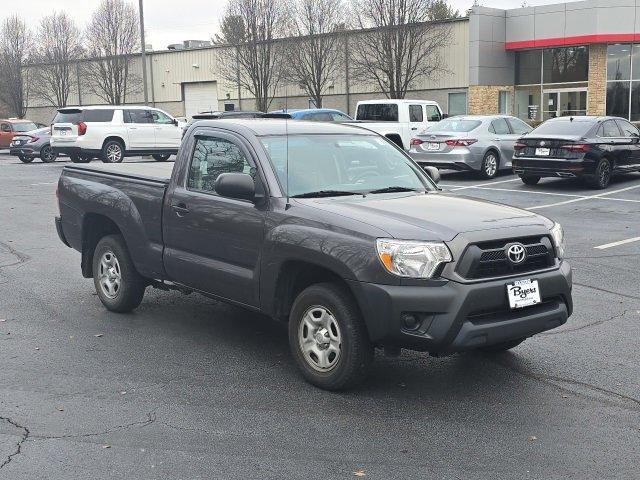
(367, 186), (421, 194)
(291, 190), (362, 198)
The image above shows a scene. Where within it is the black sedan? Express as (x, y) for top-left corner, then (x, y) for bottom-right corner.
(512, 116), (640, 189)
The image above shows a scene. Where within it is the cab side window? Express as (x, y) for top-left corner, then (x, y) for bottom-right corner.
(598, 120), (621, 138)
(507, 118), (532, 135)
(151, 110), (174, 124)
(1, 123), (11, 132)
(490, 118), (511, 135)
(409, 105), (423, 122)
(187, 136), (253, 194)
(125, 110), (153, 124)
(424, 105), (441, 122)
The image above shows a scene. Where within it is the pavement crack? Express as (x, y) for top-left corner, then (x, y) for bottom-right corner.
(541, 309), (631, 336)
(0, 416), (30, 469)
(573, 282), (640, 301)
(0, 242), (31, 270)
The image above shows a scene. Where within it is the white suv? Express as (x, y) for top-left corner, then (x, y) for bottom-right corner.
(50, 106), (185, 163)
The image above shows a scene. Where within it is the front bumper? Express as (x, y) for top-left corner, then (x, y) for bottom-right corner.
(348, 261), (572, 353)
(409, 150), (480, 171)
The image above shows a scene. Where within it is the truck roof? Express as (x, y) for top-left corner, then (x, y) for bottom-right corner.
(189, 119), (374, 136)
(356, 99), (440, 105)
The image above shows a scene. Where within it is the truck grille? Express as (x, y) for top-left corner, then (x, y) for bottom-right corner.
(457, 236), (555, 280)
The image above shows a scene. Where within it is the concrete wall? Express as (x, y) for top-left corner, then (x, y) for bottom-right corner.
(468, 7), (514, 86)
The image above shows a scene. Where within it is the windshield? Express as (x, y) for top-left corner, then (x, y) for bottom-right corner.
(259, 134), (433, 197)
(426, 119), (482, 132)
(13, 122), (37, 132)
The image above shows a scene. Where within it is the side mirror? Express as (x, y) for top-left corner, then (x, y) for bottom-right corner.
(423, 166), (441, 184)
(441, 113), (449, 120)
(214, 172), (256, 201)
(172, 118), (179, 126)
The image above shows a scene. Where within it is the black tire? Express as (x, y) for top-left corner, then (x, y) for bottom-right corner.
(520, 175), (540, 185)
(18, 154), (33, 163)
(70, 154), (91, 163)
(586, 158), (612, 189)
(92, 234), (146, 313)
(40, 144), (58, 163)
(478, 338), (525, 353)
(101, 139), (125, 163)
(152, 153), (171, 161)
(479, 151), (499, 179)
(288, 283), (373, 391)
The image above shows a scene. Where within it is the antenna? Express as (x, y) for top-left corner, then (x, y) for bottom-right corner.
(285, 118), (290, 208)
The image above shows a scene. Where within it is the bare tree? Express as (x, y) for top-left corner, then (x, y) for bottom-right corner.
(215, 0), (290, 112)
(285, 0), (346, 108)
(0, 16), (32, 118)
(84, 0), (140, 105)
(32, 12), (83, 108)
(349, 0), (452, 99)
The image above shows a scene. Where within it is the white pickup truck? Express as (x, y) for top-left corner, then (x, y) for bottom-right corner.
(348, 99), (445, 150)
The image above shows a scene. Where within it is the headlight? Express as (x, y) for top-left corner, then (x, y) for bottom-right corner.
(376, 239), (452, 279)
(550, 222), (565, 259)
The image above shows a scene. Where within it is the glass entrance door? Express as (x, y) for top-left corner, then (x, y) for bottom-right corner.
(543, 89), (587, 120)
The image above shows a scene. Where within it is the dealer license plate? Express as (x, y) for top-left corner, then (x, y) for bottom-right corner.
(507, 279), (541, 309)
(427, 142), (440, 151)
(535, 147), (550, 156)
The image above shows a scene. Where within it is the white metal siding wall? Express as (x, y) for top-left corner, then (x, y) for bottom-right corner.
(183, 82), (219, 118)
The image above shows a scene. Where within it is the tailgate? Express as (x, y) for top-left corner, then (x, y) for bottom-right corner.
(52, 123), (78, 142)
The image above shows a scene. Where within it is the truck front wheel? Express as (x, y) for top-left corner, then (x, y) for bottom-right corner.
(288, 283), (373, 390)
(92, 234), (146, 312)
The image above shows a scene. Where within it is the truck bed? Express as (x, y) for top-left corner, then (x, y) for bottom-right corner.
(63, 161), (176, 183)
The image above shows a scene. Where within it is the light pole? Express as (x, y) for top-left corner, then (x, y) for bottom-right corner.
(139, 0), (149, 105)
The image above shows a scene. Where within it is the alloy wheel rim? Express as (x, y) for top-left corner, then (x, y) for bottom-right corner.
(298, 306), (342, 372)
(42, 146), (53, 161)
(98, 251), (122, 299)
(106, 144), (122, 162)
(485, 155), (497, 176)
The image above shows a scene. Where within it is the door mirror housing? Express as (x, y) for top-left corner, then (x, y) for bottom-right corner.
(172, 118), (179, 126)
(423, 166), (441, 184)
(215, 172), (256, 202)
(440, 113), (449, 120)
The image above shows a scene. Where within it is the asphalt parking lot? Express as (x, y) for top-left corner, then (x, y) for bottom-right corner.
(0, 152), (638, 479)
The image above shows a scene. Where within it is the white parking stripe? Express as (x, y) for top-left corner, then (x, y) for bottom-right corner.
(460, 186), (586, 198)
(594, 236), (640, 250)
(450, 178), (521, 191)
(526, 184), (640, 210)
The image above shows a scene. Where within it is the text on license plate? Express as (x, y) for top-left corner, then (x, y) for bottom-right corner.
(427, 142), (440, 151)
(535, 147), (550, 156)
(507, 279), (541, 309)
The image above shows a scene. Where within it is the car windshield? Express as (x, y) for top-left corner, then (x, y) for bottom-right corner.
(531, 119), (593, 136)
(426, 119), (482, 132)
(13, 122), (37, 132)
(259, 134), (433, 197)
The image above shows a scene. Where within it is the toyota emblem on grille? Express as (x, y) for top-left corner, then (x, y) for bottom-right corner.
(506, 243), (527, 264)
(539, 141), (546, 146)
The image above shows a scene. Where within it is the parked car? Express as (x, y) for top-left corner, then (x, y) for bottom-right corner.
(55, 119), (572, 390)
(347, 99), (445, 150)
(409, 115), (533, 179)
(9, 127), (58, 163)
(270, 108), (352, 122)
(50, 106), (186, 163)
(513, 116), (640, 189)
(0, 119), (39, 148)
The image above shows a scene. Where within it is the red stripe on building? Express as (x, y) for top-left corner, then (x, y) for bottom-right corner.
(505, 33), (640, 50)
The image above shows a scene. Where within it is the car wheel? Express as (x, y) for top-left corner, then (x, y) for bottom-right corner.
(40, 145), (58, 163)
(288, 283), (373, 391)
(478, 338), (525, 353)
(586, 158), (612, 189)
(480, 151), (499, 179)
(520, 175), (540, 186)
(18, 154), (33, 163)
(152, 154), (171, 161)
(70, 155), (91, 163)
(101, 140), (124, 163)
(92, 234), (146, 313)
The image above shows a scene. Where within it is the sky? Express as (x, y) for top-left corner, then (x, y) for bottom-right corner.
(1, 0), (579, 52)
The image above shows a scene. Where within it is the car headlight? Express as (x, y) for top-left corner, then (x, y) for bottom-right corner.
(376, 239), (452, 279)
(550, 222), (565, 259)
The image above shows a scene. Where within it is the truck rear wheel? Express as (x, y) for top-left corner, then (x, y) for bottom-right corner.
(288, 283), (373, 390)
(152, 154), (171, 161)
(92, 234), (146, 313)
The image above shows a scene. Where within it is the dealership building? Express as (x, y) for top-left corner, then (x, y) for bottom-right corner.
(24, 0), (640, 124)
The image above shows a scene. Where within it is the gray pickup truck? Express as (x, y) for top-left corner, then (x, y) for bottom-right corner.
(55, 119), (573, 390)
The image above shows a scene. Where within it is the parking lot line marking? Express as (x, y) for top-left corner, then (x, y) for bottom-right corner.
(450, 178), (521, 191)
(526, 184), (640, 210)
(461, 186), (586, 198)
(594, 236), (640, 250)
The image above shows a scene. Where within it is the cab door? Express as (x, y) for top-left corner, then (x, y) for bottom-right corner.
(0, 122), (12, 148)
(124, 109), (156, 149)
(489, 117), (516, 165)
(408, 104), (425, 135)
(162, 129), (267, 307)
(150, 109), (181, 148)
(615, 118), (640, 170)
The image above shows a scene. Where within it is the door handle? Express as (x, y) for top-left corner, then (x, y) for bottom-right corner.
(492, 138), (501, 141)
(171, 203), (189, 216)
(411, 127), (417, 130)
(128, 127), (137, 130)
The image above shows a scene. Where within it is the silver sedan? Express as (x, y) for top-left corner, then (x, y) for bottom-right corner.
(408, 115), (532, 179)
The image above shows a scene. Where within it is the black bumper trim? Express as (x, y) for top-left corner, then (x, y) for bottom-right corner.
(55, 216), (70, 248)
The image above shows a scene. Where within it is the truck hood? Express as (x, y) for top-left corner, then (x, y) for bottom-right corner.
(295, 192), (550, 241)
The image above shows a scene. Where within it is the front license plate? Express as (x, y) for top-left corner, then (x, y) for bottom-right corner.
(507, 279), (541, 309)
(535, 147), (550, 156)
(427, 142), (440, 151)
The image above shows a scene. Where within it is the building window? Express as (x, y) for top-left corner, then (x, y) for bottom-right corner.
(604, 43), (640, 120)
(543, 46), (588, 83)
(515, 50), (542, 85)
(498, 91), (510, 114)
(448, 92), (467, 116)
(607, 44), (631, 81)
